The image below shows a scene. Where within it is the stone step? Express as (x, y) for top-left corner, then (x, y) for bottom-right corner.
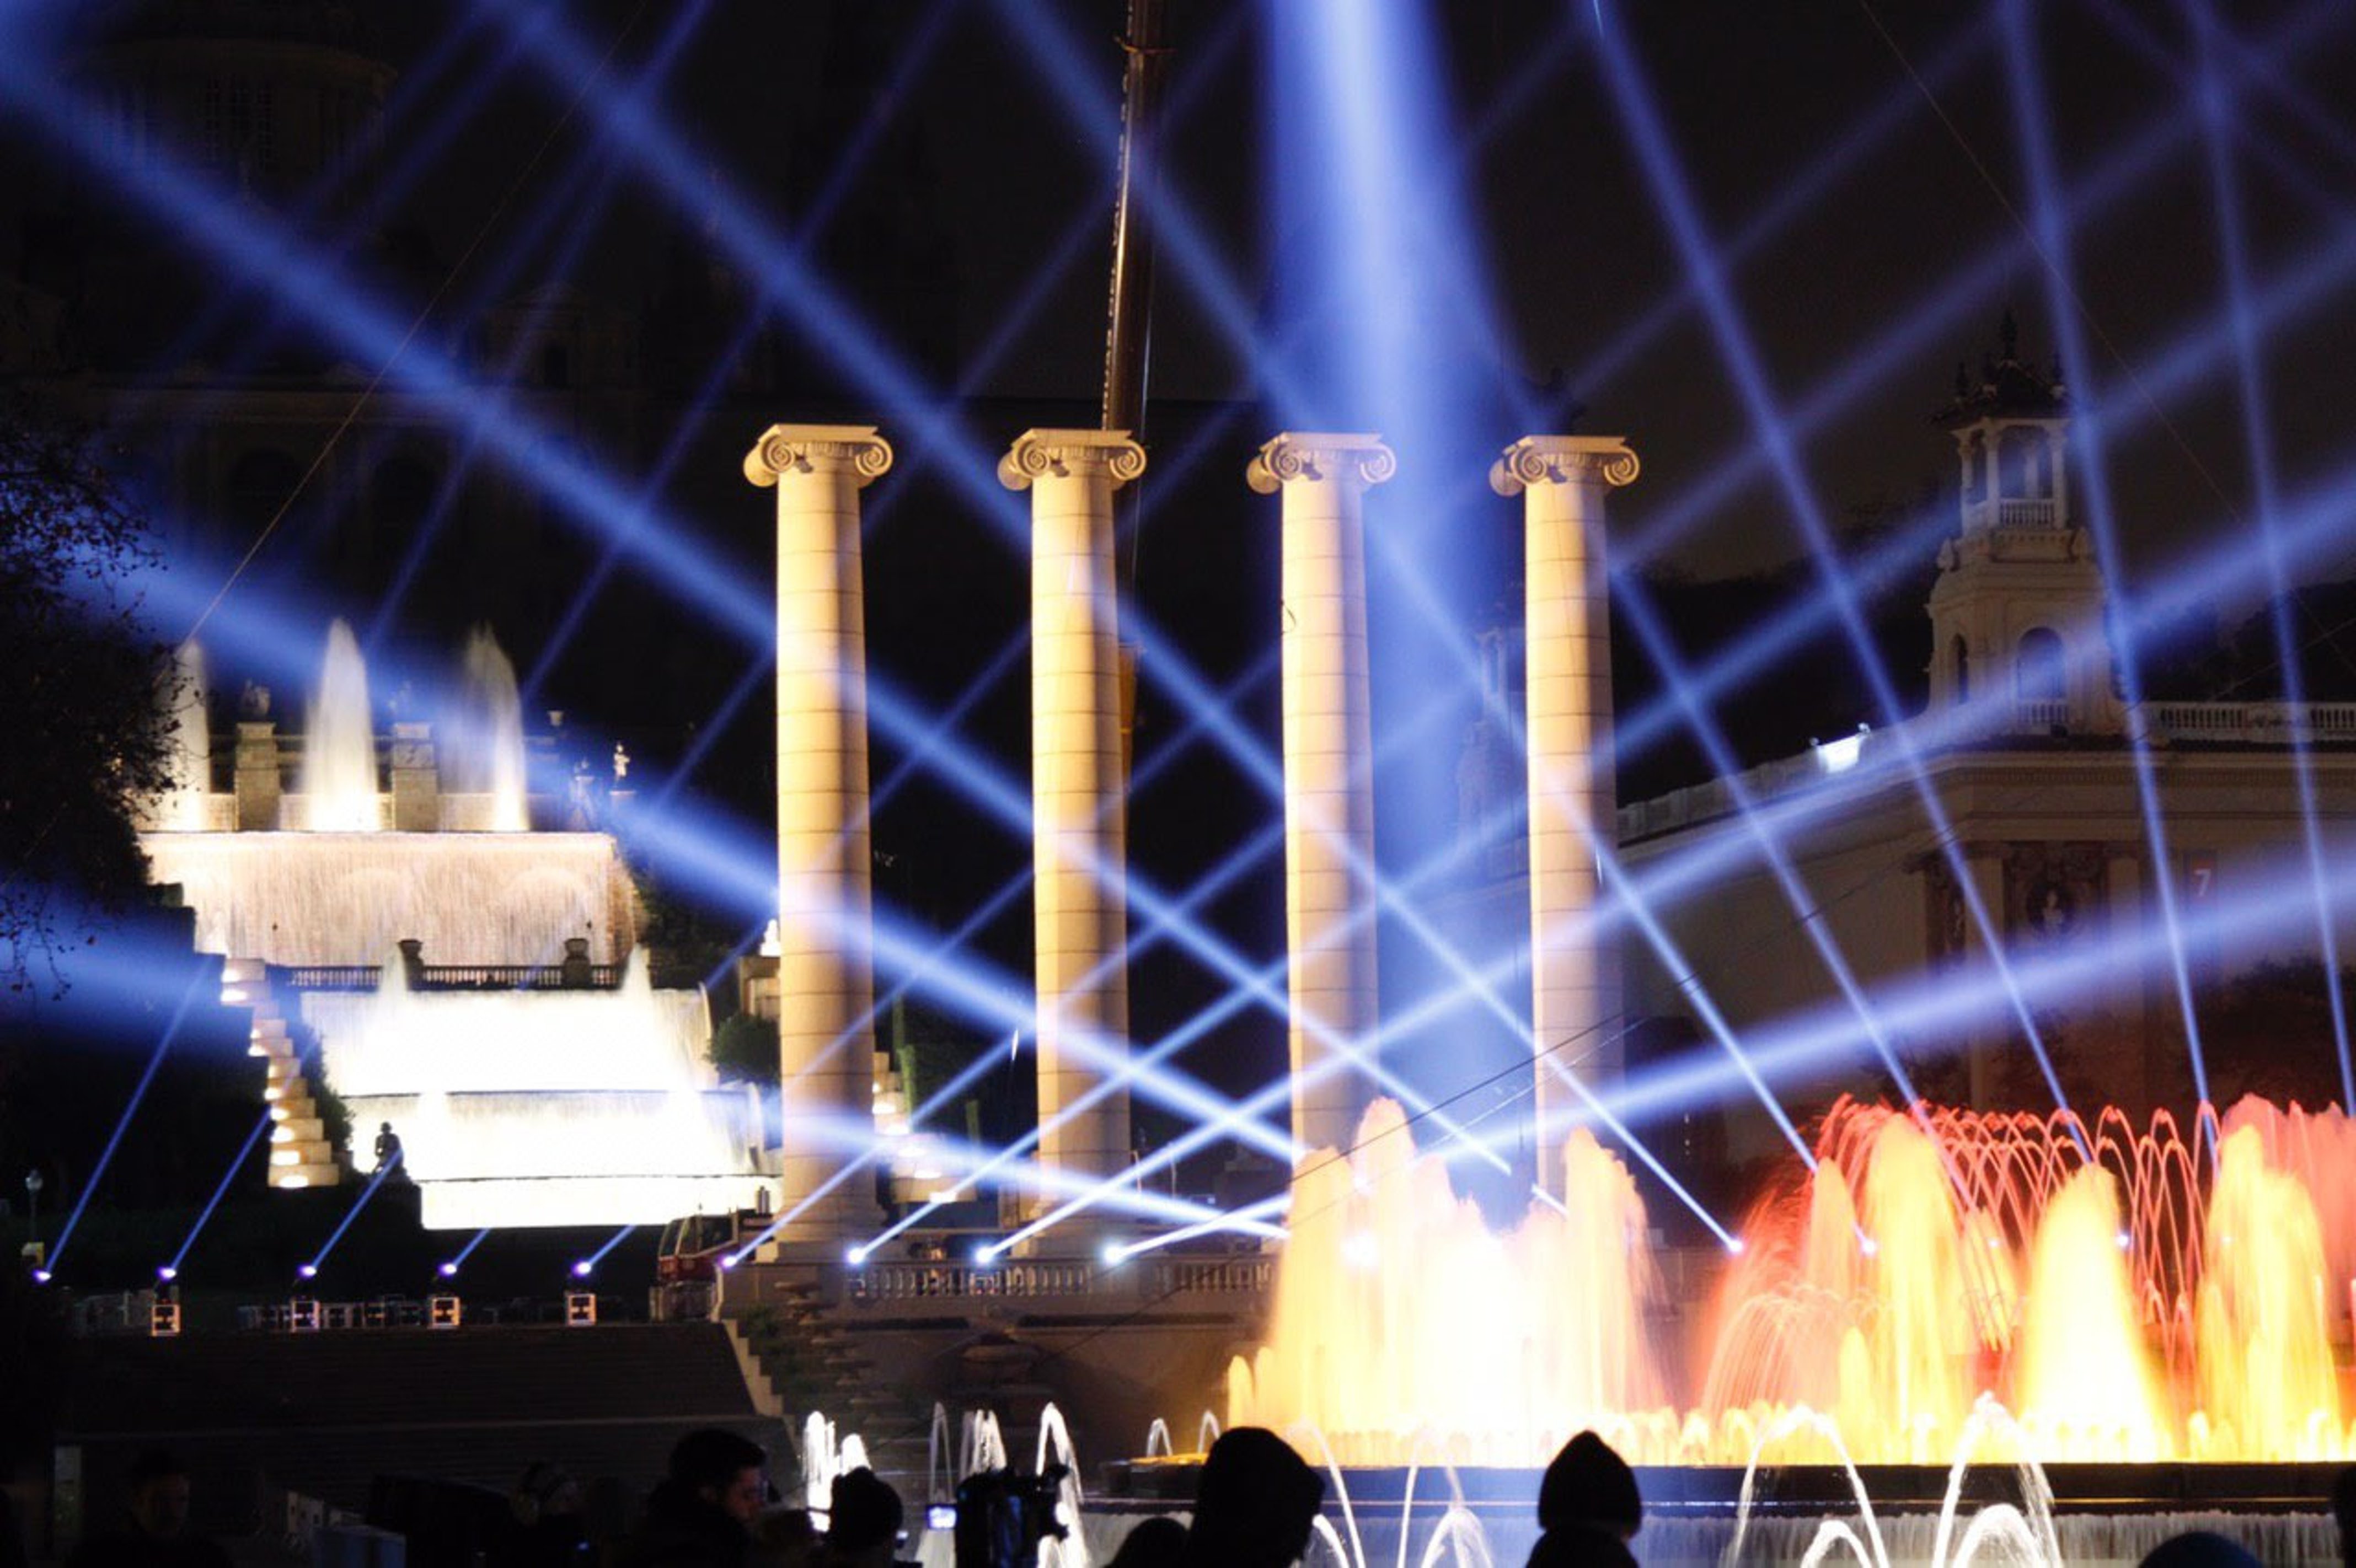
(269, 1161), (341, 1189)
(271, 1118), (325, 1143)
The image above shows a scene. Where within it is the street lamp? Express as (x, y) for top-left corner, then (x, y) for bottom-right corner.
(23, 1169), (44, 1269)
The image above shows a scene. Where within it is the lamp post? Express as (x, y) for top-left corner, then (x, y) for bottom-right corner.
(24, 1169), (43, 1265)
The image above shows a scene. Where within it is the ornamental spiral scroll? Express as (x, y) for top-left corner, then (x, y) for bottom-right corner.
(742, 425), (895, 489)
(1245, 433), (1397, 495)
(997, 429), (1148, 491)
(1487, 437), (1639, 498)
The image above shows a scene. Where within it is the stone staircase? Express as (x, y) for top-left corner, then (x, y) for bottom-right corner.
(226, 957), (342, 1188)
(729, 1282), (933, 1499)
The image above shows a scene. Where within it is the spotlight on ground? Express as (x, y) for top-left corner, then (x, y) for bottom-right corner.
(31, 1269), (52, 1284)
(297, 1263), (318, 1280)
(156, 1266), (177, 1282)
(436, 1261), (459, 1279)
(845, 1245), (869, 1266)
(571, 1260), (594, 1279)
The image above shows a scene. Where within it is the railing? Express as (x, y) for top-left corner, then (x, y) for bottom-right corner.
(1996, 498), (2059, 529)
(849, 1260), (1097, 1302)
(845, 1254), (1277, 1304)
(1152, 1256), (1275, 1295)
(2015, 699), (2068, 730)
(277, 963), (623, 991)
(2149, 701), (2356, 743)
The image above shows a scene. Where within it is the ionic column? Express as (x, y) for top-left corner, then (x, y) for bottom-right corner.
(1247, 433), (1395, 1158)
(1000, 429), (1148, 1196)
(743, 424), (893, 1242)
(1491, 436), (1638, 1197)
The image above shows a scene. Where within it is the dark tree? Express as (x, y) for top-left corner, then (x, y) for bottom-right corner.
(0, 392), (178, 992)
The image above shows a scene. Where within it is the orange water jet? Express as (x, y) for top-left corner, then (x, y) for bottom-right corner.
(1228, 1097), (2354, 1465)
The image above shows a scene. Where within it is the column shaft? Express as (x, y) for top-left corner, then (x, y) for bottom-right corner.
(1250, 434), (1394, 1158)
(1495, 437), (1637, 1197)
(1004, 431), (1147, 1200)
(746, 425), (893, 1243)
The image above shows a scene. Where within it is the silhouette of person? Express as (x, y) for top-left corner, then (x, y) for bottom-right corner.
(66, 1451), (232, 1568)
(495, 1460), (587, 1568)
(1181, 1428), (1324, 1568)
(821, 1468), (907, 1567)
(1527, 1431), (1641, 1567)
(614, 1430), (767, 1568)
(373, 1122), (403, 1172)
(2138, 1533), (2260, 1568)
(1107, 1516), (1186, 1567)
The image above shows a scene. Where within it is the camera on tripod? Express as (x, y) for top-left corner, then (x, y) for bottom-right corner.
(949, 1464), (1071, 1568)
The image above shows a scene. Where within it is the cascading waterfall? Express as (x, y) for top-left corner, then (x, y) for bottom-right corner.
(451, 625), (531, 831)
(303, 619), (380, 831)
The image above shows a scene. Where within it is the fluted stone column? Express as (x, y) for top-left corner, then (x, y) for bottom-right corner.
(1248, 433), (1395, 1158)
(1000, 429), (1147, 1198)
(1491, 436), (1637, 1197)
(743, 424), (893, 1242)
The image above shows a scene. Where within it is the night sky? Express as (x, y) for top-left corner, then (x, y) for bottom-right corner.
(8, 0), (2356, 1137)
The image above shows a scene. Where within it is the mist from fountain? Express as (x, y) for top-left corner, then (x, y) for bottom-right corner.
(159, 639), (211, 830)
(303, 619), (381, 831)
(1230, 1096), (2353, 1467)
(449, 626), (531, 831)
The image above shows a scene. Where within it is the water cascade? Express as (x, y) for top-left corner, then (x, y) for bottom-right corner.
(1230, 1097), (2354, 1466)
(449, 626), (531, 831)
(299, 950), (763, 1228)
(302, 619), (380, 831)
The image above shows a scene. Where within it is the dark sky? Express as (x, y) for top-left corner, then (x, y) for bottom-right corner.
(342, 0), (2356, 589)
(8, 0), (2356, 1128)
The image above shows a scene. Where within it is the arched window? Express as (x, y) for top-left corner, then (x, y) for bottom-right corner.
(2017, 627), (2065, 702)
(1998, 427), (2053, 499)
(1952, 635), (1971, 702)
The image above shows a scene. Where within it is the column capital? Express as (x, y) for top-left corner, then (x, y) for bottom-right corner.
(998, 428), (1148, 491)
(1246, 432), (1396, 495)
(742, 424), (895, 489)
(1488, 435), (1639, 497)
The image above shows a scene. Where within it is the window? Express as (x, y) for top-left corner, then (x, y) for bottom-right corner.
(2016, 627), (2065, 702)
(1998, 427), (2053, 500)
(1952, 635), (1971, 702)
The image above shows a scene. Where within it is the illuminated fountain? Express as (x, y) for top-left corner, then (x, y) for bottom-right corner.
(445, 625), (531, 832)
(1227, 1096), (2353, 1469)
(299, 949), (767, 1229)
(301, 617), (382, 831)
(157, 638), (219, 832)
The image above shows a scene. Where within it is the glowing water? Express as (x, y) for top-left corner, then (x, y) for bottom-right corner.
(138, 830), (636, 965)
(1232, 1098), (2354, 1465)
(448, 626), (531, 831)
(301, 951), (764, 1229)
(157, 640), (212, 830)
(303, 619), (381, 831)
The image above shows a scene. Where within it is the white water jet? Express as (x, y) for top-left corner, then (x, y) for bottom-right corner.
(451, 626), (530, 831)
(159, 639), (211, 830)
(304, 619), (381, 830)
(1035, 1404), (1093, 1568)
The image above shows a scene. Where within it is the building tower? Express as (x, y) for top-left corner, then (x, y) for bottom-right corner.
(1927, 318), (2118, 738)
